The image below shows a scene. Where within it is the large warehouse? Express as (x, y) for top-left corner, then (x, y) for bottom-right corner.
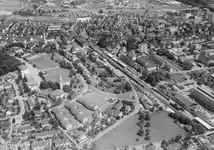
(190, 88), (214, 113)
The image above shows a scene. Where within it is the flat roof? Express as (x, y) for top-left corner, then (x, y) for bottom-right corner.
(195, 117), (214, 130)
(171, 73), (188, 83)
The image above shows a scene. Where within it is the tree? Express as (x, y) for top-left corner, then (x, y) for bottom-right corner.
(55, 82), (60, 89)
(98, 9), (103, 13)
(137, 129), (144, 137)
(47, 81), (57, 90)
(90, 142), (97, 150)
(63, 85), (71, 93)
(49, 118), (59, 128)
(175, 135), (182, 142)
(159, 106), (163, 111)
(145, 135), (151, 141)
(145, 122), (151, 127)
(145, 113), (150, 121)
(39, 81), (49, 89)
(12, 118), (15, 124)
(161, 139), (169, 148)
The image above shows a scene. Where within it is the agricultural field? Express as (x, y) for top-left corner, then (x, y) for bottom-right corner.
(95, 111), (185, 150)
(0, 0), (22, 11)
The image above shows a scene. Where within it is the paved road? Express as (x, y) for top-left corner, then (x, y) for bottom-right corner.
(58, 126), (80, 150)
(176, 66), (214, 74)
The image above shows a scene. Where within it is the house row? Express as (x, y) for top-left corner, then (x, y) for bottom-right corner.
(31, 140), (50, 150)
(34, 130), (61, 139)
(52, 107), (79, 130)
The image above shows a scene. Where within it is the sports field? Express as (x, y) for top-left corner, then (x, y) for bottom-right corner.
(45, 68), (70, 83)
(28, 54), (58, 70)
(95, 111), (185, 150)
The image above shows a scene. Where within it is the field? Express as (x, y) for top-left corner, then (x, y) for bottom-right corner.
(45, 68), (70, 83)
(28, 53), (71, 83)
(28, 54), (58, 70)
(95, 111), (185, 150)
(78, 90), (113, 109)
(0, 0), (22, 11)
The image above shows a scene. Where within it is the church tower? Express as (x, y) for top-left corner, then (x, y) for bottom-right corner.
(59, 75), (63, 90)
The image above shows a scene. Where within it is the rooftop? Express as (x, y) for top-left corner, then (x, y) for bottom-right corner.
(171, 73), (188, 83)
(174, 93), (196, 107)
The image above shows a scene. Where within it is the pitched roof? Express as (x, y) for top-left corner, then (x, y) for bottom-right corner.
(174, 93), (195, 107)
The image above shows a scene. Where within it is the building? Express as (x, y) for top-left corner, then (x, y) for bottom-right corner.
(20, 124), (35, 133)
(76, 17), (91, 22)
(190, 88), (214, 112)
(31, 140), (49, 150)
(40, 118), (50, 128)
(139, 43), (148, 54)
(52, 107), (79, 130)
(34, 130), (61, 139)
(49, 89), (64, 100)
(48, 24), (61, 32)
(106, 109), (123, 118)
(53, 139), (70, 147)
(14, 115), (23, 125)
(174, 93), (196, 109)
(114, 102), (123, 110)
(26, 97), (35, 110)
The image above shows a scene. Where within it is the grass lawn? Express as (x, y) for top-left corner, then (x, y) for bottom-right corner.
(45, 68), (70, 83)
(95, 111), (185, 150)
(28, 54), (58, 70)
(118, 91), (135, 100)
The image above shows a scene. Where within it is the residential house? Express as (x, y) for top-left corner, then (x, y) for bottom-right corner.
(114, 102), (123, 110)
(27, 97), (35, 110)
(34, 130), (61, 139)
(49, 89), (64, 100)
(53, 139), (70, 147)
(37, 90), (49, 99)
(20, 124), (35, 133)
(14, 115), (23, 125)
(197, 51), (214, 66)
(33, 110), (42, 118)
(41, 118), (51, 128)
(106, 109), (123, 118)
(31, 140), (49, 150)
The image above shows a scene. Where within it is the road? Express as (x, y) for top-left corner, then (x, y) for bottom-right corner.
(176, 66), (214, 74)
(154, 55), (180, 72)
(58, 126), (80, 150)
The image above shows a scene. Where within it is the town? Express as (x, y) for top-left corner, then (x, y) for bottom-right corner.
(1, 0), (214, 150)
